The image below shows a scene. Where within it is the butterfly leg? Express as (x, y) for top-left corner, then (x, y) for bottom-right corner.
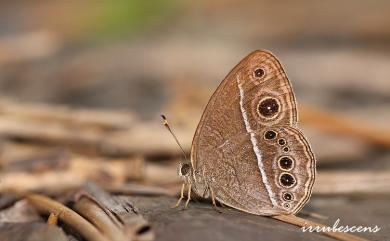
(172, 182), (185, 208)
(184, 183), (192, 209)
(210, 187), (222, 213)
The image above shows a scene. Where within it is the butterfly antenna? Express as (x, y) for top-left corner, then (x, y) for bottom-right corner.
(161, 114), (189, 163)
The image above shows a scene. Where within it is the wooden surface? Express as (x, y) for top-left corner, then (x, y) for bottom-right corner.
(1, 192), (389, 241)
(125, 195), (389, 241)
(0, 222), (68, 241)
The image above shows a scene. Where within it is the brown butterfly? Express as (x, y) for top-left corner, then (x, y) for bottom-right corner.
(167, 50), (316, 216)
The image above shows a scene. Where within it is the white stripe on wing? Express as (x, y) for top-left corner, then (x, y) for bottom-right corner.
(236, 76), (277, 207)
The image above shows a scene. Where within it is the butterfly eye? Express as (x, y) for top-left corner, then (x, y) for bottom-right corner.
(254, 68), (265, 78)
(180, 163), (191, 176)
(279, 173), (296, 188)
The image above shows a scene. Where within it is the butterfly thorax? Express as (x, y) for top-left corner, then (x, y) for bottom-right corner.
(192, 170), (211, 199)
(178, 160), (210, 199)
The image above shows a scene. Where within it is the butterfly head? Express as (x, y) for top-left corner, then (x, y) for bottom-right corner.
(178, 162), (192, 178)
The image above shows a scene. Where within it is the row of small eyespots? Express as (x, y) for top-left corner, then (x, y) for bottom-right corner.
(280, 161), (296, 209)
(264, 130), (287, 150)
(280, 168), (295, 209)
(279, 157), (296, 208)
(282, 192), (293, 208)
(263, 130), (294, 173)
(264, 130), (295, 207)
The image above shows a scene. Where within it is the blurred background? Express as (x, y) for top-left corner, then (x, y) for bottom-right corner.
(1, 0), (390, 165)
(0, 1), (389, 240)
(0, 0), (390, 166)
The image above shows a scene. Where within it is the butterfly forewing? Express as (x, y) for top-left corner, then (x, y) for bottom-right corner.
(191, 50), (316, 215)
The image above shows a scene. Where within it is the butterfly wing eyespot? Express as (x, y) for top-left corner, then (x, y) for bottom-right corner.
(282, 192), (294, 202)
(283, 203), (291, 209)
(279, 172), (296, 188)
(257, 97), (280, 118)
(254, 68), (265, 78)
(264, 130), (277, 140)
(278, 138), (286, 146)
(278, 156), (294, 171)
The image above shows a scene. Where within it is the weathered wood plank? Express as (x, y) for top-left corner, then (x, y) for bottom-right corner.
(124, 196), (389, 241)
(0, 222), (67, 241)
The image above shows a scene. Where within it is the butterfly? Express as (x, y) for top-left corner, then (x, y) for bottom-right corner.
(169, 50), (316, 216)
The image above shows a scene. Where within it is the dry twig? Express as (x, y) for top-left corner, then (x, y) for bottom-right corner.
(25, 193), (110, 241)
(75, 183), (154, 241)
(300, 105), (390, 148)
